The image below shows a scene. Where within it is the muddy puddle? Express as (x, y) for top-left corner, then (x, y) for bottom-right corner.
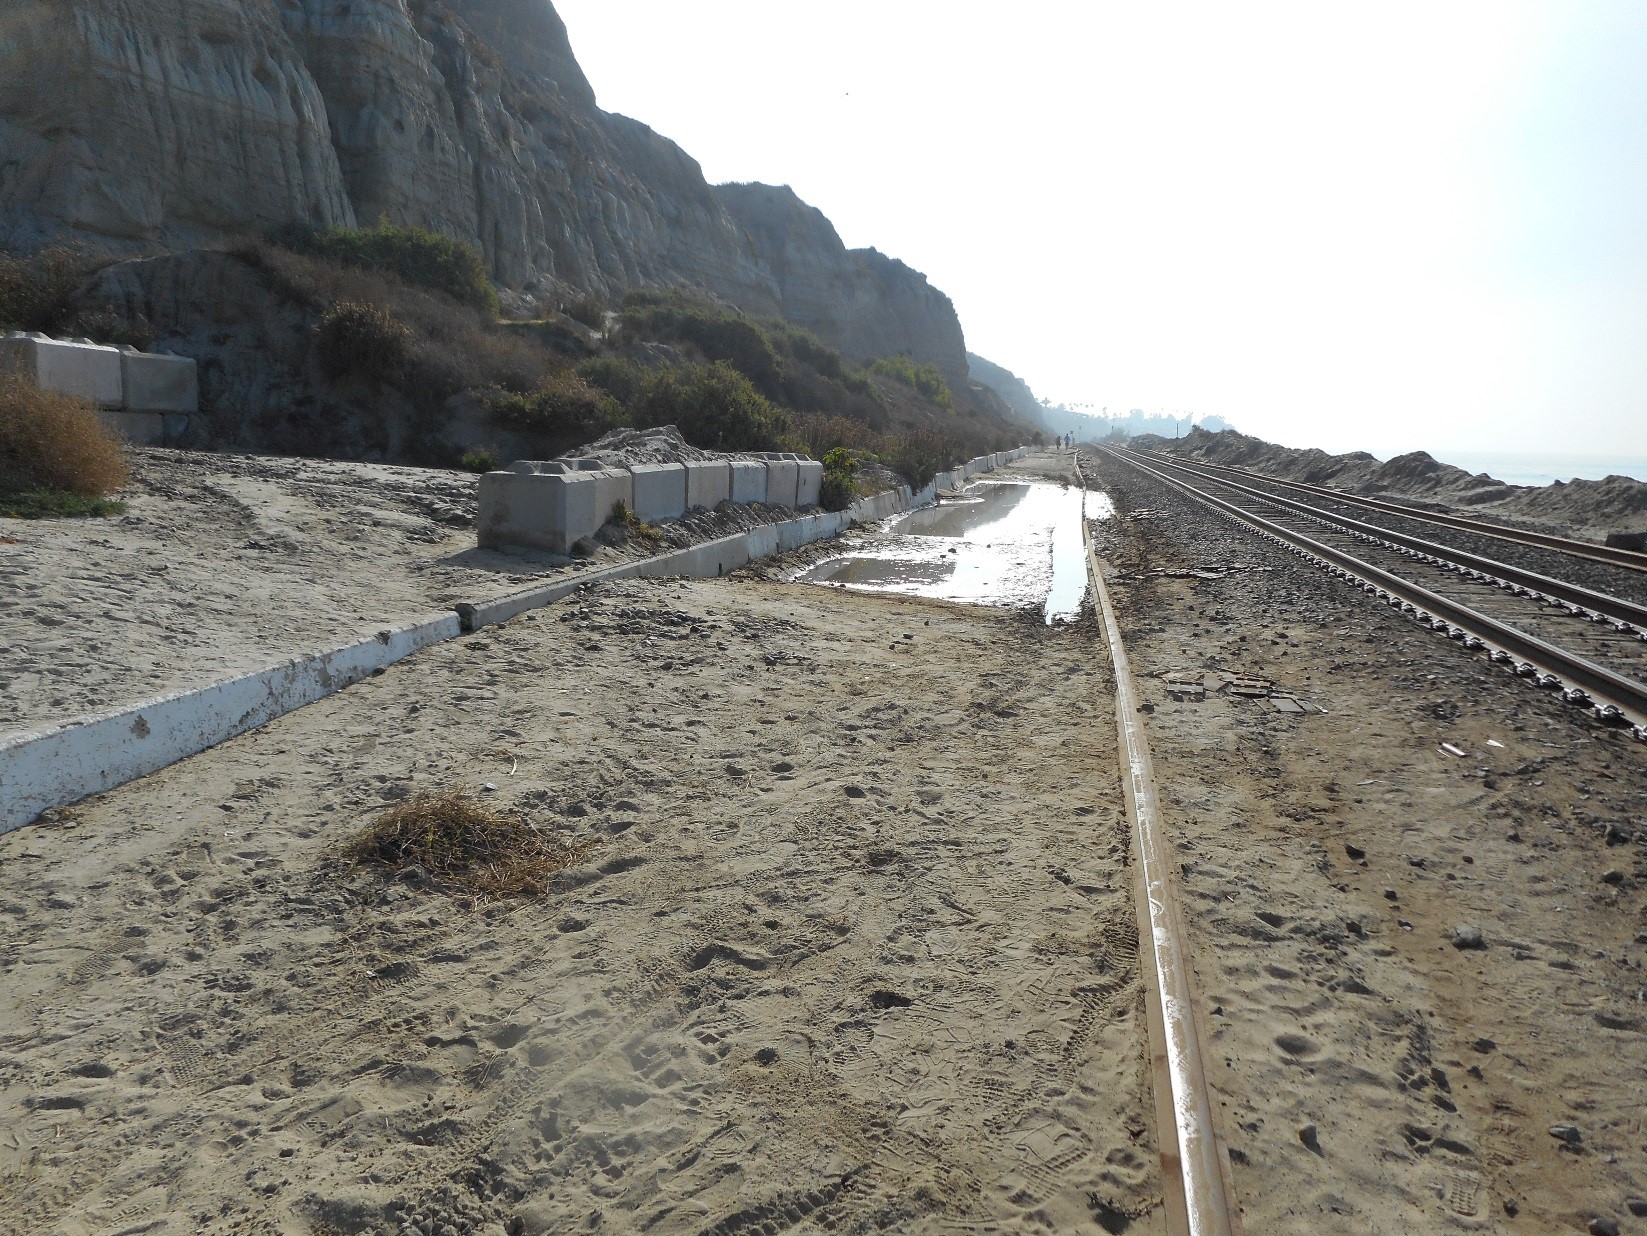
(798, 481), (1110, 622)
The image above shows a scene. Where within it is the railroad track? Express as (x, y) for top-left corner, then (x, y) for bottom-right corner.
(1101, 447), (1647, 739)
(1131, 448), (1647, 575)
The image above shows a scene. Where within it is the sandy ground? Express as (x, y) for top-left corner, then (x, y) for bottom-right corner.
(0, 449), (812, 741)
(0, 571), (1161, 1235)
(1086, 449), (1647, 1234)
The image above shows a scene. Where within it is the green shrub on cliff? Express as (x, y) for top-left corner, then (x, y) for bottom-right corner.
(869, 356), (953, 410)
(632, 361), (787, 452)
(576, 356), (648, 405)
(314, 302), (413, 380)
(272, 222), (501, 316)
(0, 247), (102, 335)
(620, 292), (784, 393)
(487, 372), (624, 441)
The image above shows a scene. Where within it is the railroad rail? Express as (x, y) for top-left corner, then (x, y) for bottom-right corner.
(1076, 456), (1244, 1236)
(1131, 447), (1647, 574)
(1100, 447), (1647, 739)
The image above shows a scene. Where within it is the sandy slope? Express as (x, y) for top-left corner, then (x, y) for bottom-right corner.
(0, 576), (1160, 1235)
(0, 448), (810, 742)
(1087, 449), (1647, 1234)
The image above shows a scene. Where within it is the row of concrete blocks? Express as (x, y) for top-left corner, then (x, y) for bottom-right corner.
(1, 332), (199, 447)
(929, 446), (1030, 493)
(1, 332), (198, 413)
(480, 453), (825, 554)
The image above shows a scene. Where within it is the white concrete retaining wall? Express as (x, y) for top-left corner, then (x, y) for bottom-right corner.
(0, 333), (199, 423)
(684, 460), (731, 511)
(121, 348), (198, 413)
(0, 609), (461, 833)
(730, 460), (767, 504)
(630, 462), (688, 521)
(2, 444), (1034, 832)
(1, 333), (123, 407)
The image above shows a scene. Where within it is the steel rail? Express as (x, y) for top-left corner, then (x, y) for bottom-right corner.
(1132, 448), (1647, 574)
(1077, 458), (1242, 1236)
(1101, 448), (1647, 730)
(1127, 450), (1647, 628)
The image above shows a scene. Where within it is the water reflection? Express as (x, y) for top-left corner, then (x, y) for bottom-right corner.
(798, 482), (1111, 623)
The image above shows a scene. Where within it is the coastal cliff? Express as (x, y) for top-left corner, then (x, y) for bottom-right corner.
(0, 0), (967, 376)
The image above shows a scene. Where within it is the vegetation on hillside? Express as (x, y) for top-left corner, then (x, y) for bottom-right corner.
(270, 222), (502, 315)
(0, 227), (1028, 490)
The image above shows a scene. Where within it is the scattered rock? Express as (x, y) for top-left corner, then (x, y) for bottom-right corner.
(754, 1047), (778, 1065)
(1548, 1124), (1583, 1147)
(1383, 888), (1398, 901)
(1625, 1198), (1647, 1217)
(1255, 910), (1286, 928)
(1601, 870), (1625, 886)
(843, 785), (866, 799)
(1587, 1217), (1620, 1236)
(1344, 843), (1366, 861)
(1297, 1124), (1322, 1155)
(1472, 1038), (1496, 1053)
(723, 763), (746, 778)
(1448, 925), (1486, 950)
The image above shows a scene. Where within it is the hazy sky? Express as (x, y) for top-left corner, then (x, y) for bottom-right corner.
(553, 1), (1647, 461)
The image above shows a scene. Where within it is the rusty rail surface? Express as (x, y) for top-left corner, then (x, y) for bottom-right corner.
(1076, 456), (1242, 1236)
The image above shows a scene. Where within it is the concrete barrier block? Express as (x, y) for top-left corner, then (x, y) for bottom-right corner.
(684, 460), (731, 510)
(120, 349), (197, 413)
(0, 332), (123, 407)
(478, 460), (632, 553)
(629, 462), (687, 521)
(730, 460), (767, 504)
(763, 458), (799, 508)
(795, 460), (823, 508)
(912, 481), (937, 508)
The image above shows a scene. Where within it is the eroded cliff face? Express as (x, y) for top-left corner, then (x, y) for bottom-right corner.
(0, 0), (966, 373)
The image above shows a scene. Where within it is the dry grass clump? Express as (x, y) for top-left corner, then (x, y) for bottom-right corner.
(347, 790), (594, 899)
(0, 374), (128, 500)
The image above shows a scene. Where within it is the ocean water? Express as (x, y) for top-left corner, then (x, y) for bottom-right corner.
(1435, 451), (1647, 488)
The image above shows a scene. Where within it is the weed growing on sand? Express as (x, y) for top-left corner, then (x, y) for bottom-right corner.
(1, 489), (127, 519)
(609, 498), (662, 545)
(459, 447), (499, 473)
(0, 375), (128, 514)
(348, 790), (595, 899)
